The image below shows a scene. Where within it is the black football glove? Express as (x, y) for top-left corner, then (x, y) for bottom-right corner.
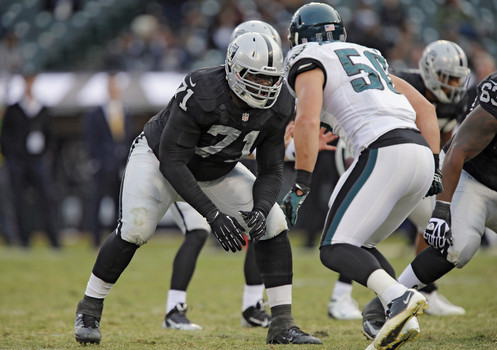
(239, 210), (266, 241)
(423, 200), (453, 253)
(206, 210), (246, 252)
(426, 168), (443, 197)
(281, 183), (310, 227)
(426, 154), (443, 197)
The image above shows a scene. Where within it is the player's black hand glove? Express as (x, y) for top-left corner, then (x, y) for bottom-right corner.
(206, 210), (246, 252)
(426, 154), (443, 197)
(239, 210), (266, 241)
(423, 200), (453, 252)
(426, 168), (443, 197)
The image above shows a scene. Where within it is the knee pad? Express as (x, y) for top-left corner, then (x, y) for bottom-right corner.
(447, 236), (481, 268)
(262, 204), (288, 240)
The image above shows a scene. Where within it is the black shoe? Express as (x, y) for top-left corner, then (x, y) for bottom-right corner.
(267, 326), (322, 344)
(163, 303), (201, 330)
(362, 296), (385, 340)
(363, 318), (384, 340)
(241, 299), (271, 328)
(74, 313), (101, 344)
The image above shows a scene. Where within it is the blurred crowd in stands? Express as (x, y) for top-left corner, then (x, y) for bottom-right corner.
(1, 0), (496, 76)
(0, 0), (496, 248)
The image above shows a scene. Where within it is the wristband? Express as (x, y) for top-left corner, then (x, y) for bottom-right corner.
(433, 153), (440, 169)
(295, 169), (312, 188)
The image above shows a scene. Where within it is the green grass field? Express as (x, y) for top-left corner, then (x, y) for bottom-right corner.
(1, 230), (497, 349)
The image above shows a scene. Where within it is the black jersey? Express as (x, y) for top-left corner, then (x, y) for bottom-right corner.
(459, 72), (497, 191)
(394, 69), (469, 133)
(143, 65), (295, 217)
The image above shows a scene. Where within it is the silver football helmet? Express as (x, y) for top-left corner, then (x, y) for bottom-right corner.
(225, 32), (284, 109)
(230, 20), (282, 48)
(419, 40), (470, 104)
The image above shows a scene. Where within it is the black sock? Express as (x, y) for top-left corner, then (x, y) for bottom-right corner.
(411, 246), (455, 285)
(170, 229), (208, 290)
(320, 243), (382, 287)
(254, 231), (292, 288)
(77, 295), (104, 318)
(244, 240), (263, 285)
(92, 231), (139, 283)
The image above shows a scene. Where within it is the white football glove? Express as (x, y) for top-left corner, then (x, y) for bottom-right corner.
(423, 201), (453, 252)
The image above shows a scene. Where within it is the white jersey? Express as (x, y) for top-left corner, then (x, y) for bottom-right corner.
(285, 41), (418, 157)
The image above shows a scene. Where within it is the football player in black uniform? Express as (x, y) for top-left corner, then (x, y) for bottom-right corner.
(361, 77), (497, 350)
(73, 32), (321, 345)
(395, 70), (497, 331)
(162, 20), (284, 332)
(390, 40), (470, 314)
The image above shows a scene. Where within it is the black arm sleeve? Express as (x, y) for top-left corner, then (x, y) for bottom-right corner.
(159, 103), (218, 219)
(252, 125), (285, 217)
(287, 58), (327, 92)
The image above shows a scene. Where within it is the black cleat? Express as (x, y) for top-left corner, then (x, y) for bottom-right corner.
(241, 299), (271, 328)
(363, 318), (384, 340)
(74, 313), (101, 344)
(162, 303), (201, 330)
(267, 326), (322, 344)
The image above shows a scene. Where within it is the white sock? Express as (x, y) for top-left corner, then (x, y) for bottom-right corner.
(266, 284), (292, 308)
(398, 264), (426, 290)
(332, 280), (353, 299)
(242, 284), (264, 311)
(85, 273), (114, 299)
(366, 269), (407, 308)
(166, 289), (187, 314)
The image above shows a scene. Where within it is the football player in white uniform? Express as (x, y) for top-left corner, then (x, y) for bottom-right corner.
(337, 40), (471, 325)
(281, 3), (441, 350)
(73, 32), (322, 345)
(378, 70), (497, 340)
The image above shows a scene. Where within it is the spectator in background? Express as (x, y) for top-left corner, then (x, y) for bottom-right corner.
(43, 0), (81, 21)
(0, 70), (60, 249)
(435, 0), (479, 43)
(465, 50), (496, 113)
(376, 0), (415, 70)
(83, 72), (133, 248)
(346, 0), (390, 56)
(0, 111), (18, 245)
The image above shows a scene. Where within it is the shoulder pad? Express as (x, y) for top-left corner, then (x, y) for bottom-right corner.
(175, 66), (230, 114)
(271, 82), (295, 119)
(476, 72), (497, 117)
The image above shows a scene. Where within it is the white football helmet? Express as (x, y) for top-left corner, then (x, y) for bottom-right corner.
(225, 32), (284, 109)
(230, 20), (282, 48)
(419, 40), (470, 104)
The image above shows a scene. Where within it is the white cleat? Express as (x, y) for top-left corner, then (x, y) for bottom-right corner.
(421, 291), (466, 316)
(328, 294), (362, 320)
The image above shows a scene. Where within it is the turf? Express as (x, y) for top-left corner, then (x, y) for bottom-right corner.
(1, 230), (496, 349)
